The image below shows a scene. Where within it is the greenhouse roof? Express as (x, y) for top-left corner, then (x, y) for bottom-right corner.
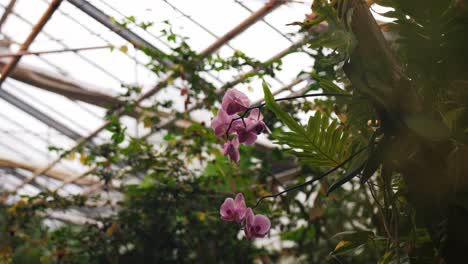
(0, 0), (317, 207)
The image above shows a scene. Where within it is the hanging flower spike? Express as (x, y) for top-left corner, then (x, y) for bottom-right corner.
(221, 88), (251, 115)
(223, 136), (240, 163)
(211, 108), (242, 137)
(244, 208), (271, 240)
(236, 109), (270, 145)
(220, 193), (247, 222)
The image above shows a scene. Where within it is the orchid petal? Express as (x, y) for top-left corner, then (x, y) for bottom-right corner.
(237, 130), (258, 145)
(253, 214), (271, 236)
(223, 137), (240, 163)
(222, 88), (251, 115)
(211, 109), (239, 137)
(220, 198), (236, 221)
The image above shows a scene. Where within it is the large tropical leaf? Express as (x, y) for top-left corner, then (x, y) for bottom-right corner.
(263, 82), (352, 169)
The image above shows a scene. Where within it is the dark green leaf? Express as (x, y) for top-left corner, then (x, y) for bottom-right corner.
(327, 150), (368, 195)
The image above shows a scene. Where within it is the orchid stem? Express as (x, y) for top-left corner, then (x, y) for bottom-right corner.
(256, 92), (351, 109)
(224, 92), (351, 137)
(252, 146), (367, 209)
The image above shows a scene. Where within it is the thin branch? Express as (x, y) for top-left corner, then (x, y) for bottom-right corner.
(252, 146), (367, 209)
(225, 92), (352, 136)
(0, 0), (17, 32)
(0, 45), (111, 58)
(367, 180), (393, 242)
(256, 92), (352, 108)
(0, 0), (63, 87)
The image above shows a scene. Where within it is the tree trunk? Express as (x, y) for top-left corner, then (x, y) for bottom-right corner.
(343, 0), (468, 261)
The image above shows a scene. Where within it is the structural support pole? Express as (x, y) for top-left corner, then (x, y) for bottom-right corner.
(69, 0), (285, 97)
(11, 0), (288, 197)
(0, 158), (95, 185)
(0, 0), (16, 32)
(0, 45), (110, 58)
(67, 0), (173, 67)
(0, 89), (83, 140)
(0, 61), (165, 119)
(200, 0), (283, 57)
(0, 0), (63, 87)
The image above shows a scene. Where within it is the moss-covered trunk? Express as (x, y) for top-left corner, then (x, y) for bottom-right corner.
(343, 0), (468, 261)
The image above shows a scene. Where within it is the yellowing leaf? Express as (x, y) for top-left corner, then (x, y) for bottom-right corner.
(143, 117), (153, 128)
(106, 223), (119, 236)
(378, 251), (394, 264)
(119, 45), (129, 54)
(258, 189), (272, 197)
(309, 206), (325, 220)
(80, 154), (88, 165)
(0, 245), (12, 257)
(335, 240), (350, 251)
(7, 200), (26, 214)
(196, 212), (206, 222)
(65, 152), (76, 161)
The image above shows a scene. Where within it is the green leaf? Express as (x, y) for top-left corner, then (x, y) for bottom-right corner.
(327, 150), (368, 195)
(263, 81), (304, 133)
(360, 130), (386, 184)
(264, 82), (353, 168)
(331, 230), (375, 256)
(280, 226), (316, 242)
(317, 78), (346, 94)
(378, 251), (394, 264)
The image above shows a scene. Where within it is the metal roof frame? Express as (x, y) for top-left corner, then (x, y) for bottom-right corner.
(0, 0), (310, 201)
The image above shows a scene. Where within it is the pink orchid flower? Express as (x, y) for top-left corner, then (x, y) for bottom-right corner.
(236, 109), (270, 145)
(220, 193), (247, 222)
(244, 208), (271, 240)
(211, 109), (242, 137)
(223, 136), (240, 163)
(221, 88), (251, 115)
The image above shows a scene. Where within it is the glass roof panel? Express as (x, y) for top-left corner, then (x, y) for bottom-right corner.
(0, 0), (315, 198)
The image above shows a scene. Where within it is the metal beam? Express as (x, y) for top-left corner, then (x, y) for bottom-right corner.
(235, 0), (293, 43)
(200, 0), (283, 56)
(67, 0), (173, 67)
(68, 0), (285, 98)
(161, 0), (235, 50)
(1, 168), (47, 192)
(0, 0), (16, 32)
(0, 45), (110, 58)
(0, 3), (122, 82)
(0, 111), (91, 174)
(1, 70), (180, 198)
(8, 0), (291, 197)
(0, 89), (83, 140)
(0, 158), (95, 185)
(0, 0), (63, 87)
(0, 61), (158, 119)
